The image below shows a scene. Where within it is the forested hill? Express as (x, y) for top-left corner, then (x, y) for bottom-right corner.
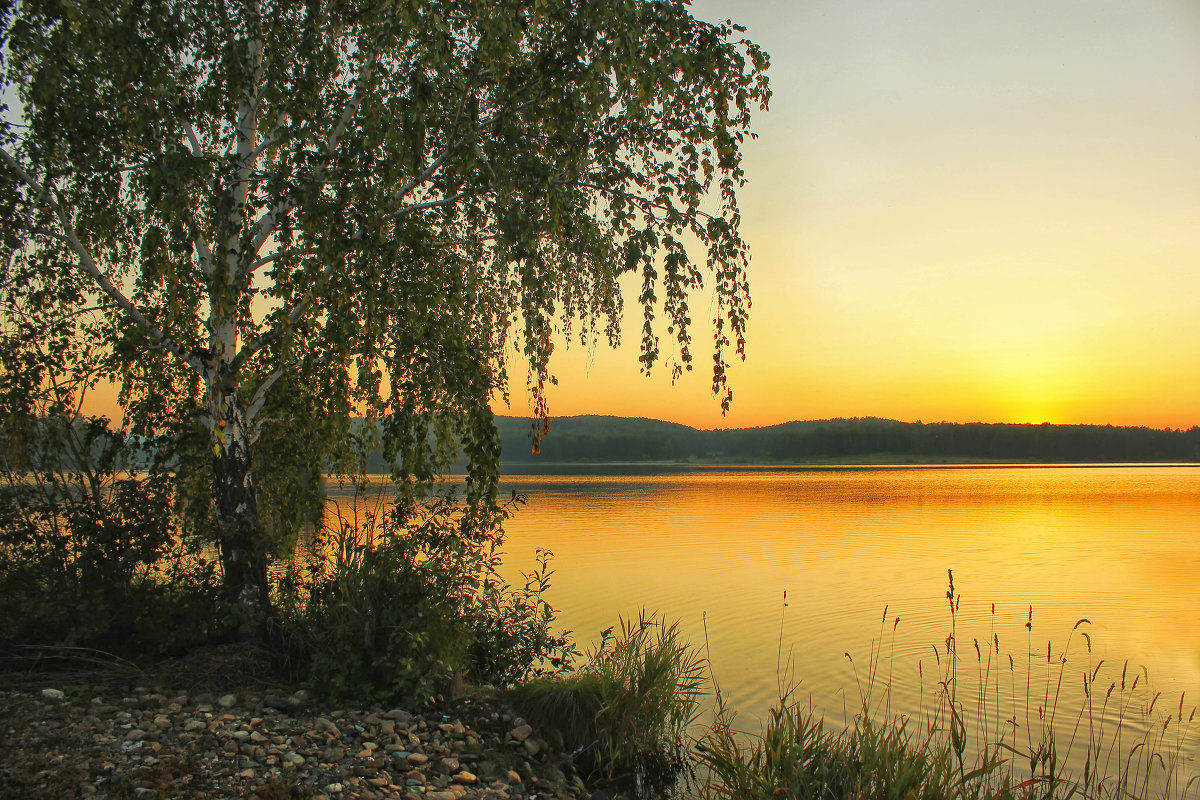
(493, 415), (1200, 464)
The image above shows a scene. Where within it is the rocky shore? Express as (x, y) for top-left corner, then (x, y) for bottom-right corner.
(1, 685), (587, 800)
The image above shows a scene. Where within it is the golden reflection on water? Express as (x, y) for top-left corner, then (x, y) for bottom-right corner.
(488, 467), (1200, 768)
(325, 466), (1200, 775)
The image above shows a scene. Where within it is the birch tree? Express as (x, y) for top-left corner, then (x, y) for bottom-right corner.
(1, 0), (769, 616)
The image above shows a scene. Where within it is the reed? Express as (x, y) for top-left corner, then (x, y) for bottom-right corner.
(694, 572), (1200, 800)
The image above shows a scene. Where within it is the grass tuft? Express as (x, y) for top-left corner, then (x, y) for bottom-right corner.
(510, 611), (706, 797)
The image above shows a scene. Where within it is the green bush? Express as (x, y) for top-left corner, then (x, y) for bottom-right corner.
(282, 493), (573, 703)
(510, 612), (706, 796)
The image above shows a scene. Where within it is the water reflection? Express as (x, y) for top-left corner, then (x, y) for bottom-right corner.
(325, 465), (1200, 777)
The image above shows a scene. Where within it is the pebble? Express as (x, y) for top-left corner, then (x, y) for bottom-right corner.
(0, 687), (579, 799)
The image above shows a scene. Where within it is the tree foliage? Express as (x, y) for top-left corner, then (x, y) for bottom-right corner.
(1, 0), (769, 608)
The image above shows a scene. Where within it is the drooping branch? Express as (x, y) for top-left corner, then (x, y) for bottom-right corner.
(0, 147), (205, 377)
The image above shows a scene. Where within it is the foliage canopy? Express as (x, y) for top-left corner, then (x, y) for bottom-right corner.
(1, 0), (769, 607)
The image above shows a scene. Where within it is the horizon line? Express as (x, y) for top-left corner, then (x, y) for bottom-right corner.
(492, 413), (1200, 434)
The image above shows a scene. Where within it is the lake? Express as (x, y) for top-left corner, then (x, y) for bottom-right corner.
(494, 465), (1200, 778)
(328, 465), (1200, 781)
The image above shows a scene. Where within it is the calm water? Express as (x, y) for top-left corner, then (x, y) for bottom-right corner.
(327, 465), (1200, 778)
(492, 465), (1200, 775)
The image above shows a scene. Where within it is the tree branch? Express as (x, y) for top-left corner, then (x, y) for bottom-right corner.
(193, 233), (217, 276)
(0, 146), (205, 377)
(246, 247), (318, 273)
(375, 190), (472, 226)
(386, 65), (481, 208)
(228, 278), (324, 374)
(225, 21), (267, 286)
(374, 88), (541, 220)
(575, 180), (719, 224)
(230, 29), (395, 371)
(244, 30), (385, 261)
(184, 121), (204, 156)
(248, 197), (292, 257)
(182, 122), (218, 276)
(244, 362), (290, 429)
(244, 350), (334, 438)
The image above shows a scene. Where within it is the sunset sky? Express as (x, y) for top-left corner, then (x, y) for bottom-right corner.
(52, 2), (1200, 431)
(504, 0), (1200, 430)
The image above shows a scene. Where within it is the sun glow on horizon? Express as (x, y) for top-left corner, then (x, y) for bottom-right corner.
(499, 0), (1200, 431)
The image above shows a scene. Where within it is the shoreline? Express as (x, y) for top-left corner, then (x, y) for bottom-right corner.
(495, 457), (1200, 468)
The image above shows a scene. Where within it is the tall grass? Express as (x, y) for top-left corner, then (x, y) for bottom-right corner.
(510, 611), (706, 797)
(695, 572), (1200, 800)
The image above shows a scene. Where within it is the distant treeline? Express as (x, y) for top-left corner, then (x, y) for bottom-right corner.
(24, 414), (1194, 472)
(492, 415), (1200, 464)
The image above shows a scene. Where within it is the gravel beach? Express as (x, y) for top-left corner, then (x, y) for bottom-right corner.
(1, 684), (589, 800)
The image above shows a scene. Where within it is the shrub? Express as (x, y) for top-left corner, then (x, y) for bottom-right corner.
(0, 415), (226, 659)
(282, 491), (573, 703)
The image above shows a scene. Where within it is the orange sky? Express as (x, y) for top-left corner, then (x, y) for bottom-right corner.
(501, 0), (1200, 430)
